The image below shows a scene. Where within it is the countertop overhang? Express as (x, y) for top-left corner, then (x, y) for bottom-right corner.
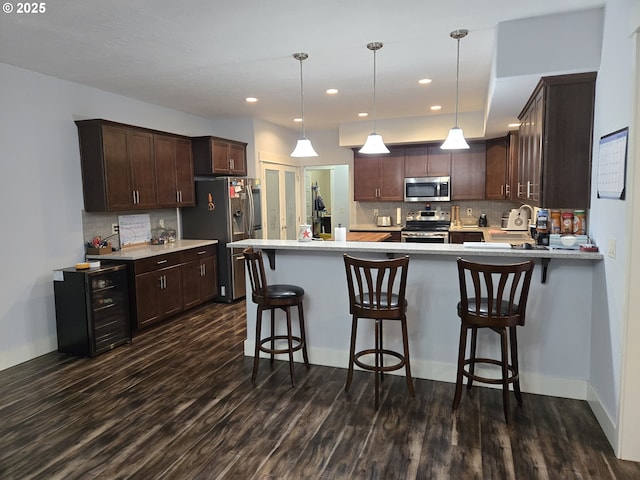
(227, 239), (602, 260)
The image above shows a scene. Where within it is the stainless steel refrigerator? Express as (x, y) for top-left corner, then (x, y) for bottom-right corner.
(181, 177), (261, 302)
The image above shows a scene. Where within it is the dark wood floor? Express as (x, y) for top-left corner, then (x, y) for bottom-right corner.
(2, 301), (640, 479)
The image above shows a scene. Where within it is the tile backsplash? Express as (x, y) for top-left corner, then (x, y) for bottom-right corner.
(82, 209), (179, 250)
(355, 200), (523, 227)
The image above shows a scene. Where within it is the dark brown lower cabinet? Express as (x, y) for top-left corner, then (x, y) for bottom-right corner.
(135, 264), (183, 329)
(449, 231), (484, 244)
(181, 247), (218, 309)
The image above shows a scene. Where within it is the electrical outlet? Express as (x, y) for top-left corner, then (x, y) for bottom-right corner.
(466, 208), (473, 216)
(607, 238), (616, 258)
(159, 218), (165, 228)
(373, 209), (379, 216)
(111, 223), (119, 234)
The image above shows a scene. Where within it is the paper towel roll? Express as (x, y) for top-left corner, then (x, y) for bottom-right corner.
(396, 207), (402, 225)
(334, 226), (347, 242)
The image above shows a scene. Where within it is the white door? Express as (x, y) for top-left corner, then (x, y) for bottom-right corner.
(263, 164), (301, 240)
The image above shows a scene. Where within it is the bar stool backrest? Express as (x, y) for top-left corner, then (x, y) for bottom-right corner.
(243, 247), (270, 307)
(457, 257), (535, 328)
(343, 254), (410, 321)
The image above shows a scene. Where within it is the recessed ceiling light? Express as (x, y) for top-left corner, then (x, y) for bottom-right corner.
(245, 97), (258, 103)
(418, 78), (432, 85)
(326, 88), (339, 95)
(508, 122), (522, 128)
(358, 112), (368, 117)
(430, 105), (442, 111)
(294, 117), (303, 123)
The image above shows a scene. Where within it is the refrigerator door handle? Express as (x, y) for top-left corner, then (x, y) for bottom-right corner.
(248, 185), (255, 236)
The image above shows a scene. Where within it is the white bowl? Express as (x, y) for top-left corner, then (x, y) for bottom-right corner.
(560, 235), (577, 247)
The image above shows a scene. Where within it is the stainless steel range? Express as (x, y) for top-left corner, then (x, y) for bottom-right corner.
(401, 210), (451, 243)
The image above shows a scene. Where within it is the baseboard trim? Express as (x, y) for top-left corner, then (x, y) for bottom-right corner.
(587, 383), (619, 455)
(244, 341), (590, 400)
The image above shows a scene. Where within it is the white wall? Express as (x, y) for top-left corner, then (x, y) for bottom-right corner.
(587, 0), (638, 458)
(0, 63), (217, 370)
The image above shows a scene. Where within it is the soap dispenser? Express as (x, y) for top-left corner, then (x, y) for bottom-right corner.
(478, 213), (488, 227)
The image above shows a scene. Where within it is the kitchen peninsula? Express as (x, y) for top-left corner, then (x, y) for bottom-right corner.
(229, 238), (602, 401)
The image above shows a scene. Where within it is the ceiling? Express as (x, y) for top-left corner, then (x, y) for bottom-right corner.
(0, 0), (603, 141)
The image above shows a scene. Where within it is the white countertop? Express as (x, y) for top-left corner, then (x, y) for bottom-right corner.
(86, 239), (218, 261)
(228, 239), (603, 260)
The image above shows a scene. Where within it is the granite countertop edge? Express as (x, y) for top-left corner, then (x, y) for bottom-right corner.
(86, 239), (218, 261)
(227, 239), (603, 260)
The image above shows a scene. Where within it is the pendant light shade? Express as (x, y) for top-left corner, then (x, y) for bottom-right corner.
(441, 29), (470, 150)
(359, 42), (389, 154)
(291, 52), (318, 158)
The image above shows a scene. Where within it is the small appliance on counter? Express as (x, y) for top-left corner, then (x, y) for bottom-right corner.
(478, 213), (487, 227)
(501, 205), (533, 231)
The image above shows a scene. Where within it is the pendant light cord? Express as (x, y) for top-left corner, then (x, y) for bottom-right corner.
(298, 56), (306, 138)
(372, 46), (378, 133)
(454, 36), (460, 128)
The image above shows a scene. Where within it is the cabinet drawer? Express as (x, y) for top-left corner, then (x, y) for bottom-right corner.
(180, 245), (216, 263)
(133, 252), (181, 274)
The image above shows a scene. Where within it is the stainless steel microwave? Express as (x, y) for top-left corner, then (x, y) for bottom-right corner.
(404, 176), (451, 202)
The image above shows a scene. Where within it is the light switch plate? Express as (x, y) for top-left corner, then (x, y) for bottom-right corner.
(607, 238), (616, 258)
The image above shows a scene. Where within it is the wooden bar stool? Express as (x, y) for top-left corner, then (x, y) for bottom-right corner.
(243, 247), (310, 386)
(343, 254), (414, 409)
(453, 257), (535, 423)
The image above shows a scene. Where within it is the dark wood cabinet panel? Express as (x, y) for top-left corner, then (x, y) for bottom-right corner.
(181, 252), (217, 309)
(134, 264), (182, 329)
(76, 119), (195, 212)
(78, 122), (156, 212)
(193, 136), (248, 176)
(404, 146), (451, 177)
(485, 137), (509, 200)
(451, 143), (486, 200)
(449, 231), (484, 244)
(353, 151), (404, 201)
(517, 72), (596, 208)
(155, 135), (195, 208)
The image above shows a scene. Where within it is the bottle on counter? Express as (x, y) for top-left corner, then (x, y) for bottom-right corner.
(550, 210), (561, 234)
(573, 210), (586, 235)
(562, 211), (574, 234)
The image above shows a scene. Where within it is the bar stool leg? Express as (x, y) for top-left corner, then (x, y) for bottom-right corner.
(500, 327), (511, 423)
(374, 319), (381, 410)
(253, 306), (264, 384)
(467, 326), (478, 390)
(510, 326), (523, 404)
(269, 308), (276, 366)
(401, 315), (415, 397)
(452, 323), (468, 412)
(298, 302), (310, 369)
(345, 315), (358, 391)
(378, 320), (384, 383)
(285, 306), (296, 387)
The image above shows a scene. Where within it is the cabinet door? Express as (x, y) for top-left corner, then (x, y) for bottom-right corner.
(102, 126), (134, 210)
(175, 138), (195, 206)
(485, 137), (508, 200)
(155, 135), (179, 207)
(162, 265), (183, 317)
(353, 155), (380, 201)
(128, 130), (157, 209)
(135, 271), (164, 328)
(200, 256), (218, 302)
(229, 143), (247, 176)
(181, 260), (202, 309)
(404, 147), (428, 177)
(378, 152), (404, 201)
(451, 143), (486, 200)
(426, 146), (451, 176)
(212, 140), (231, 174)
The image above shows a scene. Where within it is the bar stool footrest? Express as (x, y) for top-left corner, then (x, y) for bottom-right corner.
(259, 335), (305, 355)
(354, 349), (405, 373)
(462, 357), (519, 385)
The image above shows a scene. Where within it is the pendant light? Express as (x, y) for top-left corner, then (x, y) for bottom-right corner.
(441, 29), (470, 150)
(290, 52), (318, 157)
(359, 42), (390, 154)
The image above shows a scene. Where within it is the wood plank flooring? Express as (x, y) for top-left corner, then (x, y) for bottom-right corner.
(1, 300), (639, 479)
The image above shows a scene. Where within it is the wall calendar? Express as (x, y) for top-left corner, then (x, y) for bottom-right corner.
(597, 127), (629, 200)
